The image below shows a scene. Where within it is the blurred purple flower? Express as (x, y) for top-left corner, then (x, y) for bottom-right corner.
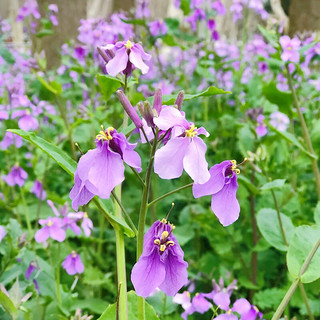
(211, 0), (226, 15)
(0, 132), (23, 150)
(269, 111), (290, 131)
(2, 165), (28, 187)
(149, 20), (168, 36)
(135, 0), (150, 19)
(256, 114), (268, 137)
(31, 180), (46, 200)
(49, 14), (58, 26)
(0, 226), (6, 243)
(48, 4), (58, 12)
(173, 291), (192, 311)
(62, 251), (84, 275)
(25, 262), (37, 280)
(193, 160), (240, 226)
(131, 219), (188, 297)
(186, 9), (206, 31)
(190, 0), (204, 9)
(154, 107), (210, 184)
(182, 293), (212, 319)
(280, 36), (301, 63)
(103, 40), (151, 76)
(35, 217), (66, 243)
(16, 0), (40, 21)
(70, 127), (141, 211)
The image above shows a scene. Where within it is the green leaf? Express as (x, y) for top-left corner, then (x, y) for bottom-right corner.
(257, 208), (295, 251)
(314, 202), (320, 225)
(97, 74), (123, 101)
(267, 124), (317, 159)
(7, 129), (135, 238)
(258, 25), (278, 46)
(0, 46), (15, 64)
(98, 291), (159, 320)
(147, 86), (230, 105)
(260, 179), (286, 191)
(35, 73), (62, 95)
(262, 82), (292, 114)
(254, 288), (286, 309)
(120, 18), (147, 26)
(36, 29), (55, 38)
(0, 291), (18, 320)
(287, 225), (320, 283)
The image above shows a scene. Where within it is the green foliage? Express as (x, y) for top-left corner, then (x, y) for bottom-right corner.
(97, 74), (124, 102)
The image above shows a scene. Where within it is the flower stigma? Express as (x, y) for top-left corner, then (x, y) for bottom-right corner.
(96, 126), (114, 141)
(125, 40), (133, 49)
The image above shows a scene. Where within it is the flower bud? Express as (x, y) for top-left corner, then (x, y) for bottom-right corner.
(153, 88), (162, 115)
(175, 91), (184, 110)
(97, 46), (115, 64)
(117, 90), (142, 128)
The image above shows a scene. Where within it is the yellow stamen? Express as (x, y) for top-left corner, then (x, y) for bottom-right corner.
(185, 124), (198, 138)
(166, 240), (174, 246)
(160, 218), (167, 224)
(125, 40), (133, 49)
(161, 231), (169, 240)
(47, 220), (53, 227)
(72, 251), (77, 258)
(169, 223), (175, 230)
(231, 160), (240, 175)
(154, 239), (160, 245)
(84, 212), (88, 218)
(96, 126), (114, 141)
(160, 244), (166, 252)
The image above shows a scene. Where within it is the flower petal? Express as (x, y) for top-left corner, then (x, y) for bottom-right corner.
(154, 137), (189, 180)
(232, 298), (251, 315)
(154, 106), (188, 131)
(35, 227), (50, 243)
(213, 291), (230, 311)
(129, 46), (150, 74)
(193, 161), (231, 198)
(131, 247), (166, 298)
(106, 46), (128, 76)
(183, 137), (210, 184)
(211, 174), (240, 226)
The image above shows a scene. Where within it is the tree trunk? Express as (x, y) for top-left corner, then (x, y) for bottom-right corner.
(289, 0), (320, 36)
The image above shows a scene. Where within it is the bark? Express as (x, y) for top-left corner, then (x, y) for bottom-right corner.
(289, 0), (320, 36)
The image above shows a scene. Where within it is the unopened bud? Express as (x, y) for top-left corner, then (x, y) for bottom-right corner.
(175, 91), (184, 110)
(117, 90), (142, 129)
(97, 46), (115, 63)
(153, 88), (162, 115)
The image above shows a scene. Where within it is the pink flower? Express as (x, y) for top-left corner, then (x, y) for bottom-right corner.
(280, 35), (301, 63)
(62, 252), (84, 275)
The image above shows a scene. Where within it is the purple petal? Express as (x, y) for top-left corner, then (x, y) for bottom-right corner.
(159, 249), (188, 296)
(232, 298), (251, 315)
(193, 161), (230, 198)
(106, 46), (128, 76)
(211, 174), (240, 226)
(215, 314), (238, 320)
(154, 106), (188, 130)
(129, 46), (149, 74)
(49, 225), (66, 242)
(213, 291), (230, 311)
(34, 227), (50, 243)
(75, 255), (84, 274)
(183, 137), (210, 184)
(154, 137), (189, 180)
(192, 293), (212, 313)
(131, 247), (166, 298)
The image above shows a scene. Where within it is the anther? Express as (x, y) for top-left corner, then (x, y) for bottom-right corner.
(154, 239), (160, 245)
(161, 231), (169, 240)
(160, 244), (166, 252)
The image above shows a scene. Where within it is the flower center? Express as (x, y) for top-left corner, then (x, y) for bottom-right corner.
(47, 220), (53, 227)
(72, 251), (77, 258)
(185, 124), (198, 138)
(84, 212), (88, 218)
(230, 160), (240, 175)
(287, 46), (292, 51)
(154, 231), (175, 253)
(125, 40), (134, 49)
(96, 126), (114, 141)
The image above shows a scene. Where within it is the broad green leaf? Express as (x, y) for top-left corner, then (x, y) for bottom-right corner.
(267, 124), (317, 159)
(0, 46), (15, 64)
(314, 202), (320, 225)
(98, 291), (159, 320)
(120, 18), (147, 26)
(262, 82), (292, 114)
(253, 288), (286, 309)
(97, 74), (123, 101)
(257, 208), (295, 251)
(0, 291), (18, 320)
(287, 225), (320, 283)
(237, 175), (259, 195)
(260, 179), (286, 191)
(36, 29), (55, 38)
(8, 129), (135, 238)
(147, 86), (230, 105)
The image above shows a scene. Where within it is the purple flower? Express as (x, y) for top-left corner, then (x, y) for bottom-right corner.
(0, 226), (6, 243)
(269, 111), (290, 132)
(34, 217), (66, 243)
(62, 251), (84, 275)
(173, 291), (192, 310)
(149, 20), (168, 36)
(70, 127), (141, 211)
(48, 4), (58, 12)
(211, 0), (226, 15)
(280, 36), (301, 63)
(0, 132), (23, 150)
(25, 262), (37, 280)
(186, 9), (206, 31)
(182, 293), (212, 319)
(154, 107), (210, 184)
(81, 212), (93, 236)
(16, 0), (40, 21)
(193, 160), (240, 226)
(2, 165), (28, 187)
(135, 0), (150, 19)
(103, 40), (151, 76)
(131, 219), (188, 297)
(12, 110), (39, 131)
(31, 180), (46, 200)
(255, 114), (268, 137)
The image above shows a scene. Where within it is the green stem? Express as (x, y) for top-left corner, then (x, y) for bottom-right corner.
(271, 189), (288, 246)
(272, 237), (320, 320)
(130, 167), (145, 187)
(147, 183), (193, 208)
(112, 190), (138, 236)
(298, 282), (314, 320)
(137, 135), (158, 320)
(286, 64), (320, 199)
(20, 188), (32, 235)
